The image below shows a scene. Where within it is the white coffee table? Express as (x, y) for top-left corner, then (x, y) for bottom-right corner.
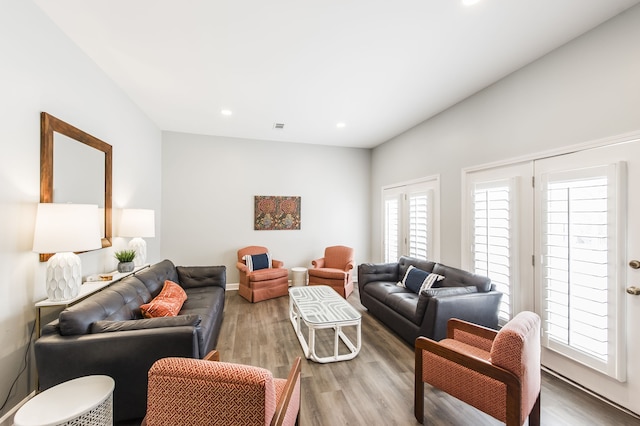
(14, 375), (114, 426)
(289, 285), (361, 363)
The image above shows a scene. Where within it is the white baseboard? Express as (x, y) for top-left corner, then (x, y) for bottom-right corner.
(226, 282), (239, 291)
(0, 390), (35, 426)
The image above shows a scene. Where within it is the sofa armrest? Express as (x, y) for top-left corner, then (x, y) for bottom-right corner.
(357, 262), (400, 287)
(312, 257), (325, 268)
(420, 291), (502, 341)
(177, 265), (226, 290)
(35, 326), (200, 421)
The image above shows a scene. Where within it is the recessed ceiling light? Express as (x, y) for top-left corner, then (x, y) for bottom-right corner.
(336, 122), (346, 128)
(220, 109), (233, 116)
(462, 0), (481, 6)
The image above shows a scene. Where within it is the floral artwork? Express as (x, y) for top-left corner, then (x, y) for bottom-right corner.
(254, 196), (301, 230)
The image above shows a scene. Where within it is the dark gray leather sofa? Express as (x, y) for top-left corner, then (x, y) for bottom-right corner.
(34, 259), (226, 422)
(358, 256), (501, 345)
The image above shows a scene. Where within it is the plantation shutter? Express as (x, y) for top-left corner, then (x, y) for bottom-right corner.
(383, 179), (439, 263)
(473, 181), (512, 323)
(539, 163), (625, 379)
(408, 191), (430, 260)
(384, 196), (400, 263)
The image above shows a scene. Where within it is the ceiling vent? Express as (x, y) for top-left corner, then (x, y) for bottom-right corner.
(273, 123), (285, 130)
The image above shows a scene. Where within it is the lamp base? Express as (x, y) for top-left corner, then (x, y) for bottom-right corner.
(46, 252), (82, 301)
(129, 237), (147, 267)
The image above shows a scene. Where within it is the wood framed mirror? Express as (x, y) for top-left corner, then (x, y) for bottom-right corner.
(40, 112), (112, 261)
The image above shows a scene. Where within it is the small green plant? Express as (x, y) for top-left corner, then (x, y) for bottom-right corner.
(114, 249), (136, 263)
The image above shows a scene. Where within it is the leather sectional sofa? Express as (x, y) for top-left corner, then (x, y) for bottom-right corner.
(358, 256), (502, 345)
(34, 259), (226, 422)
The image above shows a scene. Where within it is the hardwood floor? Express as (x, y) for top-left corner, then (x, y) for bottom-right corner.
(216, 286), (640, 426)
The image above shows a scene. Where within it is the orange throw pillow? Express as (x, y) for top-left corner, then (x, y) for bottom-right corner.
(140, 280), (187, 318)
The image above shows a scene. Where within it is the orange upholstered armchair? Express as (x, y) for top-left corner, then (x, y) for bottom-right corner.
(308, 245), (354, 298)
(143, 351), (302, 426)
(415, 311), (541, 426)
(237, 246), (289, 302)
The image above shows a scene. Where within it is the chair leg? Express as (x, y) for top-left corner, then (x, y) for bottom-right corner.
(414, 349), (424, 424)
(529, 392), (541, 426)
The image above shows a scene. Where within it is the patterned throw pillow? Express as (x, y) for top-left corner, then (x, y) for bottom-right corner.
(244, 253), (272, 272)
(397, 265), (445, 294)
(140, 280), (188, 318)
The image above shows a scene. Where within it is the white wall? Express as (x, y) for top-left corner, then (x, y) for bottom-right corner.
(370, 5), (640, 266)
(0, 0), (161, 418)
(161, 131), (371, 283)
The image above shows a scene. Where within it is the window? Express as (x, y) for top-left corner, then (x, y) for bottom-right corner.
(382, 178), (439, 263)
(538, 163), (626, 379)
(472, 180), (512, 323)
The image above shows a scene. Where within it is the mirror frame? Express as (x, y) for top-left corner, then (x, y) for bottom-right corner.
(40, 112), (113, 261)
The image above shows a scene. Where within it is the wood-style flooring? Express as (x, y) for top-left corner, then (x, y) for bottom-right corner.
(115, 286), (640, 425)
(216, 286), (640, 426)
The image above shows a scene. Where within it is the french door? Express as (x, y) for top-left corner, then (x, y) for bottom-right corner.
(464, 135), (640, 413)
(535, 139), (640, 413)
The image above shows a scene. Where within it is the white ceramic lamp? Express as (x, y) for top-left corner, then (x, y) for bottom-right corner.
(117, 209), (155, 267)
(33, 203), (102, 302)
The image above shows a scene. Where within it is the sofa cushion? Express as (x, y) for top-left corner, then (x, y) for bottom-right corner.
(135, 260), (181, 297)
(177, 266), (227, 290)
(244, 253), (271, 271)
(432, 264), (492, 292)
(247, 267), (288, 282)
(140, 280), (188, 318)
(398, 257), (436, 282)
(421, 286), (478, 298)
(180, 286), (226, 357)
(91, 314), (201, 333)
(58, 278), (148, 336)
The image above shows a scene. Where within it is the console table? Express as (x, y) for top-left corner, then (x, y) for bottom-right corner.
(35, 264), (150, 338)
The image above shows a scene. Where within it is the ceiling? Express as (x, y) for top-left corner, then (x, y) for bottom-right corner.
(34, 0), (640, 149)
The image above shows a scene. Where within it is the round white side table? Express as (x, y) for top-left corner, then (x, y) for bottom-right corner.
(291, 267), (308, 286)
(14, 375), (115, 426)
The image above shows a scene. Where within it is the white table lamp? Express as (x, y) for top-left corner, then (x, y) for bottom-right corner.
(33, 203), (102, 302)
(117, 208), (155, 266)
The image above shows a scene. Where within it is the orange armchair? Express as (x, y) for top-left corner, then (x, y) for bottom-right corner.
(237, 246), (289, 302)
(415, 311), (541, 426)
(143, 351), (302, 426)
(308, 245), (355, 298)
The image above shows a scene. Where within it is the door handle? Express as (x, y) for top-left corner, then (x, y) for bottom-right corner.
(629, 260), (640, 269)
(627, 286), (640, 295)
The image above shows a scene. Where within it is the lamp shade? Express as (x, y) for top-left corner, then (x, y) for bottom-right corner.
(117, 209), (155, 238)
(33, 203), (102, 253)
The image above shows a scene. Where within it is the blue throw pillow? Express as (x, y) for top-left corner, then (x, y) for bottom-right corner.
(244, 253), (272, 271)
(401, 265), (430, 293)
(398, 265), (445, 294)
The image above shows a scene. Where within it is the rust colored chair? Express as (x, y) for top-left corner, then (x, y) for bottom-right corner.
(415, 311), (541, 426)
(237, 246), (289, 302)
(143, 350), (302, 426)
(308, 245), (355, 298)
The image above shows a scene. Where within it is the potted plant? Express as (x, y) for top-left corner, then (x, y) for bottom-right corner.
(114, 249), (136, 273)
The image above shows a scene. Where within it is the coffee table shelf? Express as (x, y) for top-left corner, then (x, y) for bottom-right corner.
(288, 285), (361, 363)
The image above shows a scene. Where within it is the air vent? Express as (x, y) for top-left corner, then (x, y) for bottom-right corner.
(273, 123), (285, 130)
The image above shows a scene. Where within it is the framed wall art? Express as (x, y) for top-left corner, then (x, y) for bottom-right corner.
(254, 196), (301, 230)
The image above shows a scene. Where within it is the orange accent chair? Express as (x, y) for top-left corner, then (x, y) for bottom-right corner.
(415, 311), (541, 426)
(143, 350), (302, 426)
(237, 246), (289, 302)
(308, 245), (355, 298)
